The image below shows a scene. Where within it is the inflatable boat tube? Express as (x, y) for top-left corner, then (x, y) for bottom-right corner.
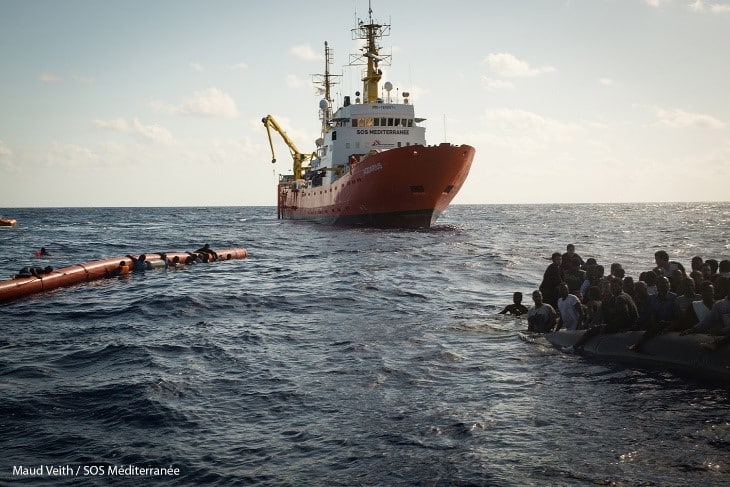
(545, 330), (730, 381)
(0, 247), (247, 303)
(0, 218), (17, 227)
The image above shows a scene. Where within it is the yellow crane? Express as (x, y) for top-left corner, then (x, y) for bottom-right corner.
(261, 115), (316, 180)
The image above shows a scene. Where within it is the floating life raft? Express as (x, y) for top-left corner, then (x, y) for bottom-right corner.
(0, 248), (247, 303)
(544, 330), (730, 381)
(0, 218), (17, 227)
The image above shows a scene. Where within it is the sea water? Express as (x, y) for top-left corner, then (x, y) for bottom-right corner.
(1, 203), (728, 486)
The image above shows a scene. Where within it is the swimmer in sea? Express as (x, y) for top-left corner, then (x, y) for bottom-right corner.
(126, 254), (147, 272)
(106, 261), (130, 277)
(35, 247), (52, 257)
(498, 292), (529, 316)
(15, 266), (53, 278)
(527, 290), (557, 333)
(195, 243), (218, 261)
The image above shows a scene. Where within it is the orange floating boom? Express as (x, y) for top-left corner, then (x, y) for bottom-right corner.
(0, 248), (248, 303)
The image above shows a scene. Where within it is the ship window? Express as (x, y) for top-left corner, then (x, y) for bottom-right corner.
(387, 118), (394, 126)
(380, 117), (386, 126)
(346, 143), (351, 149)
(443, 185), (454, 194)
(352, 119), (358, 127)
(397, 142), (402, 147)
(364, 117), (374, 127)
(410, 185), (425, 193)
(332, 131), (337, 140)
(374, 118), (380, 126)
(408, 119), (413, 127)
(394, 118), (401, 126)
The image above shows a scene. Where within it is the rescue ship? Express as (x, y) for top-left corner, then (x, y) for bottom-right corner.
(262, 6), (474, 228)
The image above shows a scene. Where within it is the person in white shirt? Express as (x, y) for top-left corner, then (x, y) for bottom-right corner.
(556, 283), (584, 331)
(527, 290), (557, 333)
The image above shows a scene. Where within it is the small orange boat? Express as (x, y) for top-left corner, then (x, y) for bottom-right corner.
(0, 218), (17, 227)
(0, 248), (248, 303)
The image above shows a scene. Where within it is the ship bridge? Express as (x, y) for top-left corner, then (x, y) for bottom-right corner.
(314, 98), (427, 181)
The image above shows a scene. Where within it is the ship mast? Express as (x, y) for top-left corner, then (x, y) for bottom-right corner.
(313, 41), (340, 134)
(350, 3), (390, 103)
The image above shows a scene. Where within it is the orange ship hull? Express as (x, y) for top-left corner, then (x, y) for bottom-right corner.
(277, 143), (474, 228)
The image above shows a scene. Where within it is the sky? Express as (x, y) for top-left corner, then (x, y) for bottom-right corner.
(0, 0), (728, 207)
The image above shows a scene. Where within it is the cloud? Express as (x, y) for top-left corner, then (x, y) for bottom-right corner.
(482, 77), (514, 90)
(0, 140), (11, 158)
(654, 108), (726, 129)
(690, 0), (730, 12)
(290, 44), (321, 61)
(44, 142), (101, 168)
(0, 140), (16, 171)
(39, 73), (61, 83)
(599, 78), (614, 86)
(485, 53), (556, 78)
(231, 62), (249, 71)
(286, 74), (307, 88)
(152, 88), (239, 118)
(93, 117), (174, 144)
(487, 109), (582, 137)
(178, 87), (240, 118)
(690, 140), (730, 174)
(190, 62), (204, 72)
(73, 75), (95, 85)
(644, 0), (664, 7)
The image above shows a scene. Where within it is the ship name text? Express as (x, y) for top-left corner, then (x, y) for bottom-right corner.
(362, 162), (383, 175)
(356, 129), (410, 135)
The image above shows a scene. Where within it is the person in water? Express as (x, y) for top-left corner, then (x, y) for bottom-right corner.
(106, 261), (130, 277)
(126, 254), (147, 272)
(35, 247), (52, 257)
(15, 266), (53, 278)
(195, 244), (218, 261)
(562, 277), (639, 354)
(165, 255), (182, 269)
(527, 290), (557, 333)
(499, 292), (529, 316)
